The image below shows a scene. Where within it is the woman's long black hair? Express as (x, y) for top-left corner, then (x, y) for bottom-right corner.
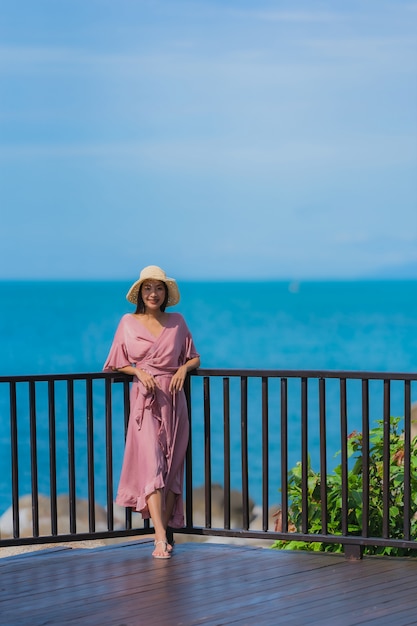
(135, 282), (169, 313)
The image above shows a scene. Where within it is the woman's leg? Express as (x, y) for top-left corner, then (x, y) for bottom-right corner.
(147, 490), (170, 558)
(163, 490), (176, 528)
(164, 490), (177, 549)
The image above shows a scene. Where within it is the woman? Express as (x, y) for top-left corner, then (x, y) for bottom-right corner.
(103, 265), (200, 559)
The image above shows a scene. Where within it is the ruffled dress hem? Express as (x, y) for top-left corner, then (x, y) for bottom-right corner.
(115, 483), (184, 529)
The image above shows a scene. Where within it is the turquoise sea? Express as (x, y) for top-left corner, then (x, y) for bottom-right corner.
(0, 280), (416, 515)
(1, 279), (417, 375)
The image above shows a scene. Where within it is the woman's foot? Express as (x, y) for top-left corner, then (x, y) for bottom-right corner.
(152, 540), (171, 560)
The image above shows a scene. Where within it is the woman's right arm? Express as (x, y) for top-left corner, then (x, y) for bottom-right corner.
(116, 365), (159, 392)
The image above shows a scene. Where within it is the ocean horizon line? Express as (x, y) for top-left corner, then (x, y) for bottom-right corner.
(1, 276), (416, 284)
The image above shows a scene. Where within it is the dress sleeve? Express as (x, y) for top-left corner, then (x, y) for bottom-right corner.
(184, 334), (199, 362)
(103, 317), (132, 371)
(179, 316), (199, 364)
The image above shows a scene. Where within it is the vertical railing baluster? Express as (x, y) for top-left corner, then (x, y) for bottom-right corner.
(105, 377), (114, 531)
(9, 381), (20, 538)
(361, 379), (370, 539)
(67, 379), (76, 534)
(319, 378), (327, 535)
(86, 378), (95, 533)
(48, 380), (58, 535)
(29, 380), (39, 537)
(203, 376), (212, 528)
(280, 378), (288, 532)
(223, 377), (231, 530)
(122, 378), (133, 531)
(340, 378), (348, 536)
(301, 377), (308, 534)
(261, 376), (269, 531)
(382, 379), (390, 538)
(184, 375), (193, 528)
(240, 376), (249, 530)
(403, 380), (411, 540)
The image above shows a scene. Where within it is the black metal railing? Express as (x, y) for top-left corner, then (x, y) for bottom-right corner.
(1, 369), (416, 558)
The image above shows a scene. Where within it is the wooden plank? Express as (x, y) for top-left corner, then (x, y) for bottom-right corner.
(1, 542), (417, 626)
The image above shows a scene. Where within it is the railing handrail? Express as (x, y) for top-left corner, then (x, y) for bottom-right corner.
(1, 368), (416, 382)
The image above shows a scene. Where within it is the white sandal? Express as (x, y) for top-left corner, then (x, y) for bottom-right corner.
(152, 540), (171, 560)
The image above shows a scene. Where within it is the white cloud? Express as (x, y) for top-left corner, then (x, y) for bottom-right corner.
(231, 9), (345, 24)
(0, 132), (414, 174)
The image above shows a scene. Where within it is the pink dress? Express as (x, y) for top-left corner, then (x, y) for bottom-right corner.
(103, 312), (199, 528)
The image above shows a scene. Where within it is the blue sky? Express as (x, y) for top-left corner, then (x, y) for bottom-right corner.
(1, 0), (416, 280)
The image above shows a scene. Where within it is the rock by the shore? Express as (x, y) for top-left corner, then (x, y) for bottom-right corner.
(0, 486), (277, 554)
(0, 494), (122, 539)
(190, 483), (257, 528)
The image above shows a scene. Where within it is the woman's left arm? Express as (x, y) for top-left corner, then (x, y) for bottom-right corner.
(169, 356), (201, 393)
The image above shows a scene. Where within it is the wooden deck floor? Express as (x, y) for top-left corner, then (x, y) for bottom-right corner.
(1, 539), (417, 625)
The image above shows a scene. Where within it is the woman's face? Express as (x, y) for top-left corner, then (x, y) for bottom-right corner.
(140, 280), (167, 311)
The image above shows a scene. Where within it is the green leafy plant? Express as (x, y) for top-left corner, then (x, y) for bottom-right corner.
(272, 417), (417, 556)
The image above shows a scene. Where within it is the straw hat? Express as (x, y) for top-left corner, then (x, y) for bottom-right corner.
(126, 265), (180, 307)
